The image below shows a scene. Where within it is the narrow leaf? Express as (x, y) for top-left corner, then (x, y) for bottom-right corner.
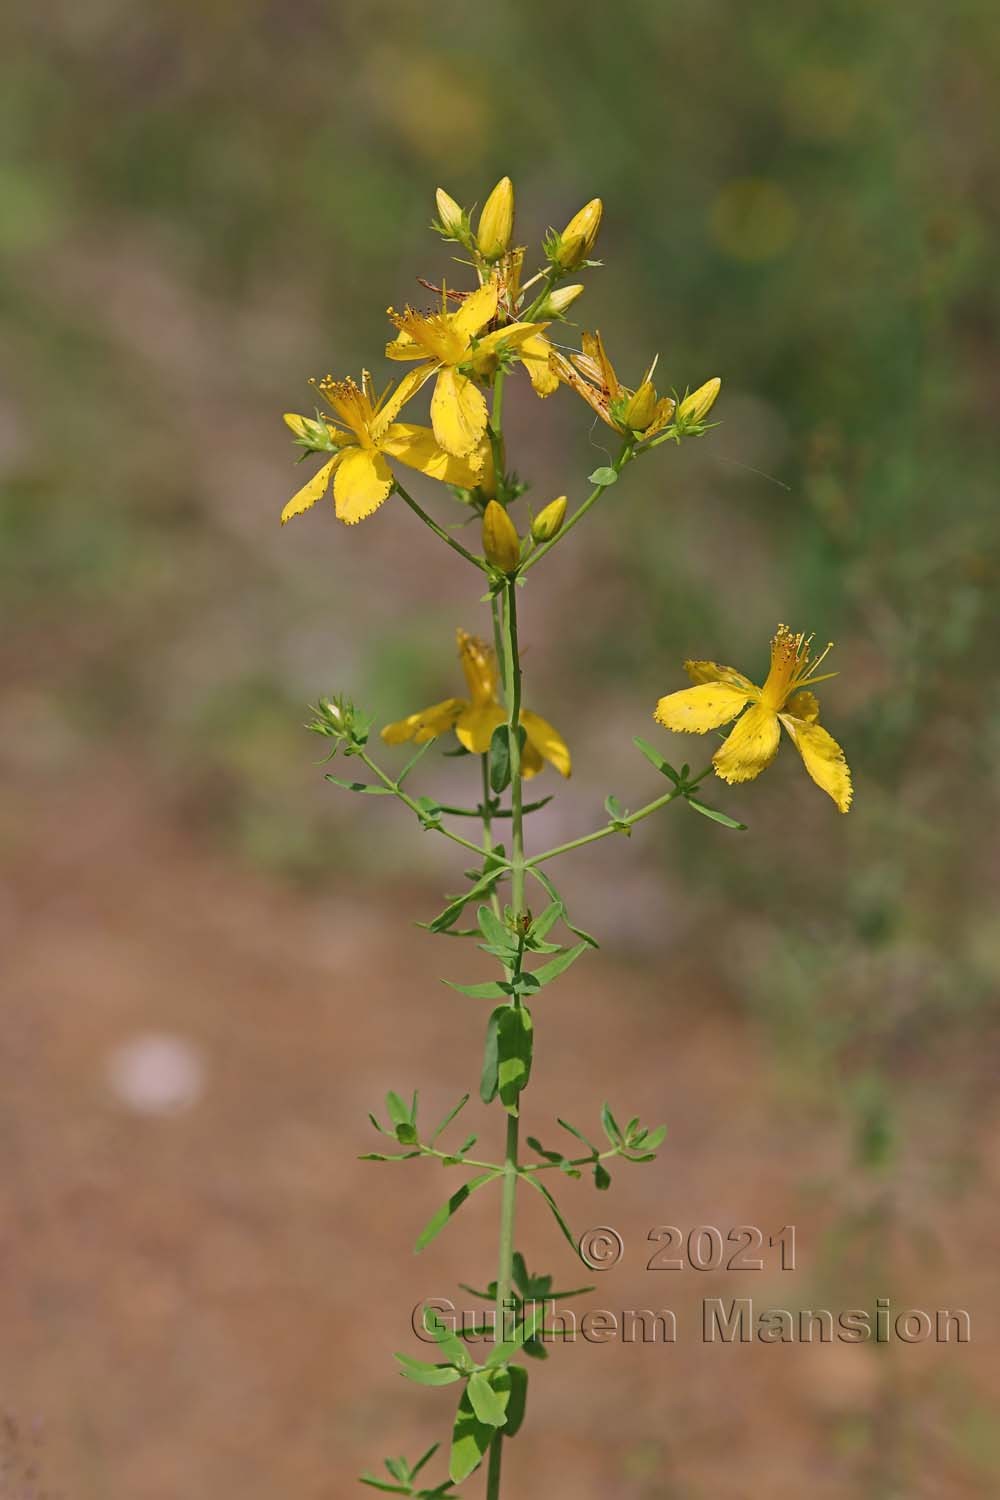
(415, 1173), (499, 1253)
(445, 978), (508, 1000)
(524, 1176), (578, 1254)
(430, 1093), (470, 1144)
(632, 736), (680, 783)
(480, 1006), (503, 1104)
(394, 1353), (462, 1387)
(505, 1365), (528, 1438)
(685, 796), (747, 830)
(529, 942), (589, 989)
(449, 1387), (493, 1483)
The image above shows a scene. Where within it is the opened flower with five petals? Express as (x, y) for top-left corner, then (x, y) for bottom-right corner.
(653, 624), (852, 812)
(280, 368), (483, 526)
(385, 281), (549, 460)
(381, 629), (571, 779)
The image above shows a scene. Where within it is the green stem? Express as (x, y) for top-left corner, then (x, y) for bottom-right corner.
(356, 749), (508, 862)
(394, 482), (487, 573)
(526, 765), (713, 868)
(486, 579), (528, 1498)
(487, 372), (507, 488)
(521, 266), (560, 322)
(522, 439), (633, 574)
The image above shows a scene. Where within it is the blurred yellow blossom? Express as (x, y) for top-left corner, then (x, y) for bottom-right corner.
(381, 630), (571, 778)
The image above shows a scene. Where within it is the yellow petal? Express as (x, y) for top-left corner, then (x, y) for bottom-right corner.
(455, 702), (506, 754)
(519, 333), (560, 396)
(431, 368), (488, 457)
(370, 365), (436, 438)
(332, 447), (394, 524)
(521, 709), (571, 778)
(712, 703), (781, 785)
(473, 321), (544, 360)
(521, 737), (545, 778)
(654, 682), (751, 733)
(684, 659), (758, 694)
(780, 714), (853, 812)
(381, 698), (466, 746)
(457, 630), (499, 706)
(452, 281), (500, 340)
(280, 455), (340, 525)
(379, 423), (482, 487)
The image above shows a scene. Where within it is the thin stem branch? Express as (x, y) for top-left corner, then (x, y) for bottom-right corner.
(522, 440), (634, 573)
(394, 481), (488, 573)
(526, 765), (714, 868)
(356, 749), (510, 862)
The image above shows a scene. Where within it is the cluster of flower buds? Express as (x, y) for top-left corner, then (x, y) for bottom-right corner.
(306, 695), (372, 753)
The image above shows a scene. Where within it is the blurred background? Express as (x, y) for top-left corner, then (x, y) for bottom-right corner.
(2, 1), (998, 1496)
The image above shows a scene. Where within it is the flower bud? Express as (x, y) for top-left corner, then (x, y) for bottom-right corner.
(477, 177), (515, 261)
(621, 381), (658, 432)
(537, 284), (584, 318)
(531, 496), (567, 542)
(555, 198), (603, 269)
(677, 377), (721, 425)
(482, 499), (521, 573)
(435, 187), (465, 237)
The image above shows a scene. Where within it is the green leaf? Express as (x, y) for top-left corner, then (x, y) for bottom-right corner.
(430, 1093), (470, 1144)
(324, 774), (392, 794)
(601, 1103), (624, 1147)
(524, 1176), (578, 1254)
(642, 1123), (667, 1152)
(557, 1117), (599, 1154)
(497, 1004), (533, 1114)
(386, 1090), (417, 1145)
(527, 900), (563, 943)
(415, 1173), (500, 1253)
(409, 1444), (439, 1480)
(685, 796), (747, 830)
(444, 978), (509, 1000)
(489, 723), (526, 794)
(528, 866), (600, 948)
(587, 466), (618, 486)
(394, 1353), (462, 1387)
(594, 1161), (612, 1191)
(480, 1007), (503, 1104)
(632, 736), (680, 783)
(413, 794), (443, 829)
(529, 942), (590, 990)
(485, 1304), (544, 1367)
(466, 1370), (509, 1429)
(428, 863), (507, 934)
(476, 904), (514, 952)
(449, 1386), (494, 1483)
(423, 1309), (474, 1371)
(505, 1365), (528, 1438)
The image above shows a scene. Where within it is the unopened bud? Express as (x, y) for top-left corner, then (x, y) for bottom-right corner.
(477, 177), (515, 261)
(554, 198), (602, 269)
(531, 495), (567, 542)
(537, 284), (584, 318)
(482, 500), (521, 573)
(677, 377), (721, 425)
(621, 381), (658, 432)
(435, 187), (465, 237)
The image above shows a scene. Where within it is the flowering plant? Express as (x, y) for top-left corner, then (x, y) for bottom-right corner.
(281, 176), (851, 1496)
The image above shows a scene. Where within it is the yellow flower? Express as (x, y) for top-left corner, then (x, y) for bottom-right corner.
(549, 332), (676, 438)
(653, 624), (852, 812)
(476, 176), (515, 260)
(385, 281), (545, 458)
(381, 629), (571, 779)
(281, 368), (481, 526)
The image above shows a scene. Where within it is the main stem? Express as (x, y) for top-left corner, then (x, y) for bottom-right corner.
(487, 577), (526, 1500)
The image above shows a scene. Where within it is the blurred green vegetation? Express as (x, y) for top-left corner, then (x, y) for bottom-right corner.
(3, 0), (999, 1490)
